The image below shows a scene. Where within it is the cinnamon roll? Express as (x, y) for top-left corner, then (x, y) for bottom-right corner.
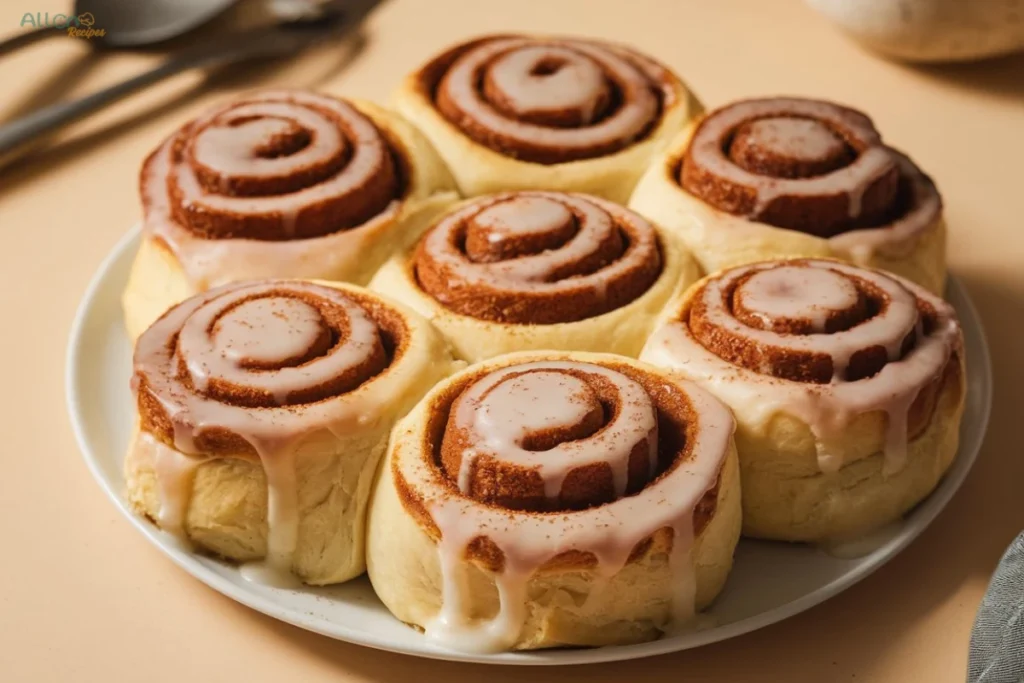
(369, 191), (698, 362)
(121, 90), (458, 340)
(630, 97), (947, 293)
(124, 280), (457, 585)
(641, 259), (965, 542)
(366, 351), (740, 651)
(394, 34), (700, 203)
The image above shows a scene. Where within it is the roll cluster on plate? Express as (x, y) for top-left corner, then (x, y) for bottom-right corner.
(116, 33), (968, 653)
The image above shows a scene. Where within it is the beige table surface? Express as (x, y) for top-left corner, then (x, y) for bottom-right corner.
(0, 0), (1021, 680)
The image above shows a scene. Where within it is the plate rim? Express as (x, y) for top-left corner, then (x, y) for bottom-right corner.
(65, 227), (994, 666)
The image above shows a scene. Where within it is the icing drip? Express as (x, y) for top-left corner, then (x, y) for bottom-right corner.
(140, 90), (403, 288)
(704, 263), (919, 382)
(432, 36), (670, 164)
(415, 191), (662, 324)
(400, 360), (733, 653)
(642, 259), (961, 475)
(680, 97), (930, 239)
(139, 431), (200, 548)
(132, 281), (396, 585)
(828, 150), (943, 263)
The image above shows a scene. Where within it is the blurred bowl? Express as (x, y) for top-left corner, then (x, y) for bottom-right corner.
(806, 0), (1024, 63)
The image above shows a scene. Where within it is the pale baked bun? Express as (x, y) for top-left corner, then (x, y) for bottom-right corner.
(367, 351), (741, 651)
(370, 191), (699, 362)
(641, 259), (966, 541)
(125, 280), (458, 585)
(393, 34), (701, 203)
(122, 90), (459, 341)
(630, 97), (947, 293)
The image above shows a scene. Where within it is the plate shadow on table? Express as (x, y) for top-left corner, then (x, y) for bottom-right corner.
(240, 481), (1007, 677)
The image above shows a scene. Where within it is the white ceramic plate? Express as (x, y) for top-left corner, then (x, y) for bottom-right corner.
(67, 228), (993, 665)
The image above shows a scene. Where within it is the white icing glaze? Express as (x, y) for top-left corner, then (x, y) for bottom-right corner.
(828, 150), (943, 262)
(440, 37), (660, 155)
(675, 103), (942, 264)
(737, 266), (860, 332)
(687, 98), (896, 219)
(641, 260), (960, 475)
(739, 117), (846, 163)
(133, 281), (398, 585)
(473, 195), (572, 242)
(664, 150), (942, 277)
(137, 431), (200, 547)
(213, 298), (324, 368)
(487, 45), (608, 124)
(705, 263), (918, 381)
(422, 192), (659, 298)
(190, 103), (347, 184)
(400, 360), (733, 653)
(140, 90), (401, 289)
(452, 363), (658, 501)
(180, 289), (379, 405)
(175, 98), (385, 221)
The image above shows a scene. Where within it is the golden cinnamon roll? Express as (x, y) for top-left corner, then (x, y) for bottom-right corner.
(122, 90), (458, 340)
(641, 259), (965, 542)
(369, 191), (698, 362)
(124, 280), (457, 586)
(630, 97), (946, 293)
(394, 34), (700, 203)
(366, 351), (740, 651)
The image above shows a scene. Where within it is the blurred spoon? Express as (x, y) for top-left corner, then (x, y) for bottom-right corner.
(0, 0), (362, 167)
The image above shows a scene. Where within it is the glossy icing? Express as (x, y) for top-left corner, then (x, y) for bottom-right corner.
(437, 37), (662, 159)
(399, 360), (733, 652)
(133, 281), (399, 585)
(140, 91), (402, 288)
(642, 260), (960, 475)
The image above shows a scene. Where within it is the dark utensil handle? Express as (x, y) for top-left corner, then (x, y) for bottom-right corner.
(0, 26), (61, 57)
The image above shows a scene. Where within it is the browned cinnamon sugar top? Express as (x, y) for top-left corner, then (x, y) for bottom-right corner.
(132, 281), (408, 458)
(394, 358), (724, 572)
(420, 35), (677, 164)
(141, 90), (404, 242)
(414, 191), (663, 324)
(684, 260), (941, 383)
(679, 97), (941, 237)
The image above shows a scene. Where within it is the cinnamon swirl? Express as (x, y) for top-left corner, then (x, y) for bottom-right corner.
(124, 280), (457, 585)
(641, 259), (966, 541)
(366, 351), (740, 651)
(394, 34), (700, 203)
(121, 90), (458, 340)
(630, 97), (946, 293)
(369, 191), (697, 362)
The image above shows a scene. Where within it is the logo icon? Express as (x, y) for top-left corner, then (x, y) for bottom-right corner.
(19, 11), (106, 38)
